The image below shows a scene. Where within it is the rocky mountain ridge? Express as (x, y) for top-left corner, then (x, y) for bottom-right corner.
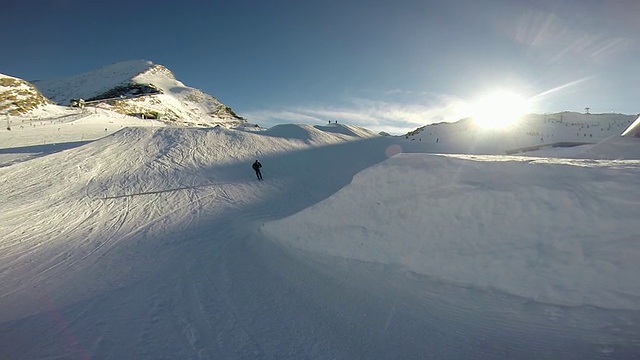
(30, 60), (245, 128)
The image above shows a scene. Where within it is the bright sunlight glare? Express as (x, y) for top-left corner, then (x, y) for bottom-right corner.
(471, 90), (531, 129)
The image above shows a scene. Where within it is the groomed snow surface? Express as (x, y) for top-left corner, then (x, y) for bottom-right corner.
(1, 114), (639, 359)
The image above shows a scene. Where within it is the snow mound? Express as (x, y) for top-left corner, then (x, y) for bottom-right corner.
(263, 123), (376, 143)
(262, 153), (640, 310)
(313, 123), (379, 138)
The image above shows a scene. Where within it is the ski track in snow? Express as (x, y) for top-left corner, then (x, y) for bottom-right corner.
(0, 122), (639, 359)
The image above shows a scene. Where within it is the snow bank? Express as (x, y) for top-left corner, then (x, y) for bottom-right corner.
(262, 153), (640, 310)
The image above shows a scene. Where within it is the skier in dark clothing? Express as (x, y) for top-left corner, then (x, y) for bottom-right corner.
(252, 160), (263, 180)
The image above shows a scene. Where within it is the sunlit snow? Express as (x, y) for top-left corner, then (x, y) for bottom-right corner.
(1, 77), (639, 358)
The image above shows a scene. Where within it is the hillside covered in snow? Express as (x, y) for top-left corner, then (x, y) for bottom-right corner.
(33, 60), (245, 128)
(0, 104), (639, 358)
(405, 112), (637, 155)
(0, 73), (68, 117)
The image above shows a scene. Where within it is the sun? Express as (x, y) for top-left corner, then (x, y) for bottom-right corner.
(471, 90), (530, 129)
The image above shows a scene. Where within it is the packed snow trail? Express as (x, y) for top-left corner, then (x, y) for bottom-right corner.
(0, 126), (403, 358)
(0, 126), (638, 359)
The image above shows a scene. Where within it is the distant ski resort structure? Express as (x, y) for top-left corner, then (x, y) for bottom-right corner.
(1, 61), (639, 359)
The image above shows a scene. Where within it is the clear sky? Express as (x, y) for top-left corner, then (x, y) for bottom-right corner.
(2, 0), (639, 133)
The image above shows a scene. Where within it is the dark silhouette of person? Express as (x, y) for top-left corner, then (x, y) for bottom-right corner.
(252, 160), (263, 180)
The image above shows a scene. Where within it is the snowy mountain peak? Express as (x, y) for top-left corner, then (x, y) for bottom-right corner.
(134, 62), (177, 81)
(33, 60), (245, 128)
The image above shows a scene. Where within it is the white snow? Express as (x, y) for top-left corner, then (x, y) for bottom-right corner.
(0, 108), (164, 166)
(406, 112), (636, 155)
(33, 60), (156, 104)
(0, 110), (639, 358)
(263, 153), (640, 310)
(0, 73), (29, 92)
(263, 123), (378, 143)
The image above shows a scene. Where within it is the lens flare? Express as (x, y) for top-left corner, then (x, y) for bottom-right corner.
(471, 90), (530, 129)
(385, 144), (402, 157)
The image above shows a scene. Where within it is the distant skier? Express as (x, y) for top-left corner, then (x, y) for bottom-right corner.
(252, 160), (263, 181)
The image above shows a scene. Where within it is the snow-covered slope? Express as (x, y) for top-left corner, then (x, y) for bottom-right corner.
(33, 60), (245, 128)
(0, 73), (68, 117)
(0, 125), (385, 322)
(263, 123), (378, 143)
(1, 121), (639, 358)
(405, 112), (637, 155)
(0, 91), (166, 166)
(0, 107), (164, 158)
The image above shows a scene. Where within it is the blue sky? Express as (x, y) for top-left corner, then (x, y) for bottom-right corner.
(2, 0), (639, 133)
